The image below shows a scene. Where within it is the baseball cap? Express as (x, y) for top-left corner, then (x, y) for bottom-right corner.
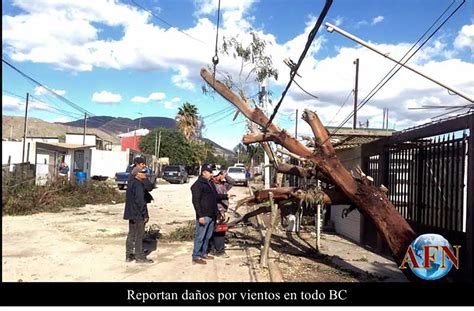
(201, 163), (214, 173)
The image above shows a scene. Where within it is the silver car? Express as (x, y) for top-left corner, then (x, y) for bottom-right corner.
(226, 166), (248, 186)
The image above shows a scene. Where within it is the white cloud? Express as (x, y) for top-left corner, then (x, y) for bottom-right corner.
(131, 92), (167, 104)
(91, 90), (122, 104)
(171, 97), (181, 103)
(34, 86), (66, 96)
(130, 96), (149, 103)
(162, 101), (175, 109)
(2, 95), (57, 113)
(172, 66), (195, 90)
(2, 0), (473, 134)
(333, 15), (344, 27)
(371, 16), (384, 25)
(2, 95), (23, 112)
(194, 0), (257, 16)
(149, 92), (166, 101)
(454, 24), (474, 54)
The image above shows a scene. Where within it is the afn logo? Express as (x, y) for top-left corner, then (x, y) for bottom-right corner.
(399, 234), (460, 280)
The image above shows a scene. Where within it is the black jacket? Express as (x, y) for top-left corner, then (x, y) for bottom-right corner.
(127, 173), (154, 203)
(191, 175), (228, 219)
(123, 178), (149, 220)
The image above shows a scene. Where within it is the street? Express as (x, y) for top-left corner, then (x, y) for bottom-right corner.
(2, 177), (269, 282)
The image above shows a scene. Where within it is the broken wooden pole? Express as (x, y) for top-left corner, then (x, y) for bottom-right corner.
(201, 68), (417, 281)
(260, 192), (278, 268)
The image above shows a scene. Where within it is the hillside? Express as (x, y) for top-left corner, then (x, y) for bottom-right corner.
(2, 115), (235, 156)
(202, 138), (235, 157)
(2, 115), (120, 144)
(61, 116), (176, 134)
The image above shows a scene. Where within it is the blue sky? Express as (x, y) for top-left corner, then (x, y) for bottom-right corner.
(2, 0), (473, 150)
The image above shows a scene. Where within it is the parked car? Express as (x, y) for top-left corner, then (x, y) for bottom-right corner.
(115, 165), (157, 190)
(234, 163), (246, 168)
(226, 166), (248, 186)
(162, 165), (189, 184)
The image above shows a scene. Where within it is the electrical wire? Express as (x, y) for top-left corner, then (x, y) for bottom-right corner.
(129, 0), (207, 45)
(293, 78), (319, 100)
(328, 0), (464, 139)
(327, 90), (354, 126)
(2, 58), (96, 117)
(264, 0), (333, 130)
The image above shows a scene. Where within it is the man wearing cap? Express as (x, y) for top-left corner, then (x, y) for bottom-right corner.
(124, 166), (153, 264)
(190, 163), (231, 265)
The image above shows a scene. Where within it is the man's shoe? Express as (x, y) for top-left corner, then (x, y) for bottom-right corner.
(126, 254), (135, 262)
(215, 252), (230, 258)
(192, 258), (207, 265)
(136, 258), (154, 264)
(201, 255), (214, 260)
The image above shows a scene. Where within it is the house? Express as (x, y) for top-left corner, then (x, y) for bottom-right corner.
(65, 133), (113, 150)
(2, 136), (60, 168)
(35, 142), (95, 185)
(118, 128), (150, 152)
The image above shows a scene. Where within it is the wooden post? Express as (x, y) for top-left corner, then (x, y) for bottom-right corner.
(154, 131), (158, 156)
(261, 192), (277, 268)
(21, 93), (29, 163)
(83, 113), (87, 145)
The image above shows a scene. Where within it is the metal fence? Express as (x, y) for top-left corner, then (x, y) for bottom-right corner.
(361, 112), (473, 281)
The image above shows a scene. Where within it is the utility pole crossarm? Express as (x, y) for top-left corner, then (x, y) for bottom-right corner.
(325, 22), (474, 103)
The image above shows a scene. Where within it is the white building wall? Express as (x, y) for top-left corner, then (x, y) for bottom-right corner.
(89, 149), (128, 177)
(330, 146), (363, 243)
(65, 134), (96, 146)
(2, 141), (36, 165)
(25, 138), (59, 143)
(330, 205), (361, 243)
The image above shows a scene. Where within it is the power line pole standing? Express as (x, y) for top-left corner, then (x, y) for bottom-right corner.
(353, 58), (359, 129)
(22, 93), (30, 162)
(295, 108), (299, 138)
(83, 113), (87, 145)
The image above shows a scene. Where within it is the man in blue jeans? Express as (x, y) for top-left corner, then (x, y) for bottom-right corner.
(190, 163), (231, 265)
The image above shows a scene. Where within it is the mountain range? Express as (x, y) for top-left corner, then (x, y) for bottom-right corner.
(2, 115), (234, 157)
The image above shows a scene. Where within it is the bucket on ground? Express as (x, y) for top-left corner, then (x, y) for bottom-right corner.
(75, 171), (87, 185)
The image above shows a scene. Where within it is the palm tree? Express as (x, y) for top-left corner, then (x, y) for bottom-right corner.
(175, 102), (199, 141)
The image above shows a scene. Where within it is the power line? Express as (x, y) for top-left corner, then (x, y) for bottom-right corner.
(129, 0), (207, 45)
(327, 90), (354, 126)
(293, 78), (319, 100)
(264, 0), (333, 130)
(2, 58), (96, 117)
(329, 0), (464, 138)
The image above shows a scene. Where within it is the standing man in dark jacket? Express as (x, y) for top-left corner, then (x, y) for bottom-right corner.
(124, 167), (153, 264)
(190, 163), (230, 265)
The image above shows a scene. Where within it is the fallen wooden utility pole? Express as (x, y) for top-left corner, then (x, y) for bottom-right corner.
(260, 192), (278, 268)
(201, 68), (417, 281)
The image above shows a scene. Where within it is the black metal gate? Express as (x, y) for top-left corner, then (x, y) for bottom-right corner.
(361, 113), (473, 281)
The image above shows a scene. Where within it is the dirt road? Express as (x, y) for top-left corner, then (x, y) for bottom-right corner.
(2, 177), (269, 282)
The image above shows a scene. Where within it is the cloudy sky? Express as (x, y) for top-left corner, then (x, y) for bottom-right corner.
(2, 0), (473, 149)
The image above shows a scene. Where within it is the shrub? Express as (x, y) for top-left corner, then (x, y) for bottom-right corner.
(2, 177), (125, 216)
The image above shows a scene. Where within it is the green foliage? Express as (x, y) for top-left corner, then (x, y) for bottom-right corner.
(140, 128), (219, 166)
(140, 128), (195, 165)
(164, 220), (195, 241)
(2, 177), (125, 216)
(202, 32), (279, 101)
(175, 102), (200, 140)
(233, 142), (265, 166)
